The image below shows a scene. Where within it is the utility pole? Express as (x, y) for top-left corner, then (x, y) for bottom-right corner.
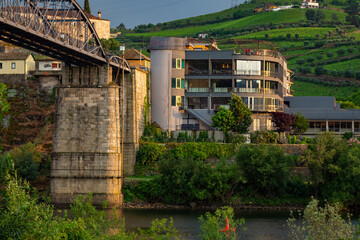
(120, 45), (125, 177)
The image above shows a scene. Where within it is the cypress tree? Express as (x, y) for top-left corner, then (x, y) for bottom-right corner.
(84, 0), (91, 14)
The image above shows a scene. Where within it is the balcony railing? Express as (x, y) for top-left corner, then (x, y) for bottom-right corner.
(213, 87), (232, 93)
(260, 88), (282, 95)
(233, 88), (260, 93)
(234, 70), (261, 75)
(212, 69), (232, 75)
(186, 69), (209, 75)
(250, 104), (283, 112)
(187, 87), (209, 93)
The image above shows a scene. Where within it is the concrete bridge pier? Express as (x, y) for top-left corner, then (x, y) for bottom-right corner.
(51, 65), (123, 207)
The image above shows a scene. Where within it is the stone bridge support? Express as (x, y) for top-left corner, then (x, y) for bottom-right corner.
(51, 65), (123, 207)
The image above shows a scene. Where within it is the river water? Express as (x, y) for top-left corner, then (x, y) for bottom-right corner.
(120, 208), (291, 240)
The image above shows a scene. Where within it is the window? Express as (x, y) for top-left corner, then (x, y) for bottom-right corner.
(0, 63), (2, 69)
(176, 78), (181, 89)
(172, 78), (184, 89)
(236, 60), (261, 75)
(176, 58), (182, 69)
(171, 96), (182, 107)
(11, 62), (16, 69)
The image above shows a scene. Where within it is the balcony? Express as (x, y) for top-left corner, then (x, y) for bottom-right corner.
(187, 69), (209, 75)
(251, 104), (283, 112)
(212, 69), (232, 75)
(233, 87), (260, 93)
(213, 87), (232, 93)
(187, 87), (209, 93)
(260, 88), (283, 95)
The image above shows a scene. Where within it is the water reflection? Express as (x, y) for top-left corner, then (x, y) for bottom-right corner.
(118, 208), (290, 240)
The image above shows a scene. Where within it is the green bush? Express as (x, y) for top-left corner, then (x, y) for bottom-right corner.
(141, 155), (242, 204)
(250, 130), (277, 144)
(326, 52), (334, 58)
(296, 59), (305, 65)
(307, 57), (315, 63)
(135, 143), (166, 175)
(7, 142), (42, 181)
(236, 144), (292, 197)
(136, 143), (166, 166)
(0, 175), (178, 240)
(287, 199), (355, 240)
(197, 131), (210, 142)
(199, 206), (246, 240)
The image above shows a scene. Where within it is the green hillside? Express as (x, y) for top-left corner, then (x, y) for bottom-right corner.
(126, 9), (346, 38)
(116, 0), (360, 104)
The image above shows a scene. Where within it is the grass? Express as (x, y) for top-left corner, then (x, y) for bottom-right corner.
(287, 45), (360, 64)
(292, 81), (359, 99)
(324, 58), (360, 71)
(125, 176), (156, 182)
(126, 9), (347, 38)
(126, 9), (308, 37)
(233, 27), (336, 40)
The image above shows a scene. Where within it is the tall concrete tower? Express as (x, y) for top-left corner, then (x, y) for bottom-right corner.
(148, 37), (186, 131)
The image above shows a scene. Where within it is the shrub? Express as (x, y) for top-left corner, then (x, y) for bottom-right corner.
(197, 131), (210, 142)
(0, 175), (178, 240)
(315, 66), (327, 75)
(347, 48), (355, 54)
(6, 142), (41, 181)
(145, 155), (242, 204)
(287, 199), (355, 240)
(345, 69), (355, 78)
(236, 144), (292, 196)
(229, 134), (247, 145)
(250, 130), (277, 144)
(307, 57), (315, 63)
(136, 143), (166, 166)
(296, 59), (305, 65)
(199, 206), (246, 240)
(355, 71), (360, 80)
(326, 52), (334, 58)
(337, 49), (345, 56)
(316, 55), (323, 60)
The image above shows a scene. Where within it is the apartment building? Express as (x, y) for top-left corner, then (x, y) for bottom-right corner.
(285, 96), (360, 135)
(148, 37), (293, 132)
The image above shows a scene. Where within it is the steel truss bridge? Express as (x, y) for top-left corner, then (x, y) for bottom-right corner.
(0, 0), (130, 70)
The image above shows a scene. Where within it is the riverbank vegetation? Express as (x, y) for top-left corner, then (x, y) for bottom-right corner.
(127, 132), (360, 210)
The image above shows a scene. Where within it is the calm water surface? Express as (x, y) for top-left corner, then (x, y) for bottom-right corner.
(119, 208), (291, 240)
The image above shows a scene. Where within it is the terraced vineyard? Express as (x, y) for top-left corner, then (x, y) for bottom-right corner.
(119, 0), (360, 103)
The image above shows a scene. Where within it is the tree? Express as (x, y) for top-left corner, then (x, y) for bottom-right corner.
(345, 0), (360, 27)
(212, 93), (252, 134)
(116, 23), (126, 32)
(271, 112), (296, 134)
(331, 13), (339, 22)
(212, 107), (235, 134)
(84, 0), (91, 14)
(229, 93), (252, 134)
(287, 199), (355, 240)
(0, 83), (9, 120)
(305, 9), (316, 21)
(314, 10), (326, 22)
(100, 38), (120, 51)
(236, 144), (292, 196)
(293, 113), (309, 136)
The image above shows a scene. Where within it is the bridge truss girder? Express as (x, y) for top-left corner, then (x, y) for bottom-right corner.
(0, 0), (129, 71)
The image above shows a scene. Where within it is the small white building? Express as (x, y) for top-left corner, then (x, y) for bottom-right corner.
(301, 0), (319, 8)
(272, 5), (294, 11)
